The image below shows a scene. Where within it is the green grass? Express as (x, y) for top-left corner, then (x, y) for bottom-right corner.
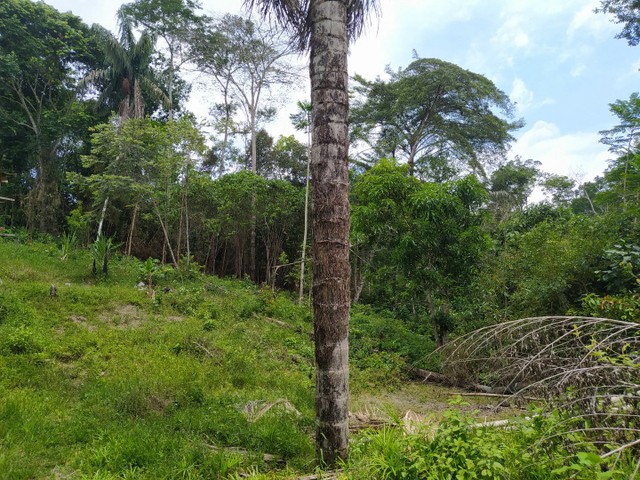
(0, 239), (317, 479)
(3, 238), (632, 479)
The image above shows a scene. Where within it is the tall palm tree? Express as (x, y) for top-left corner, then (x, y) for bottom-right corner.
(84, 18), (166, 120)
(245, 0), (378, 466)
(81, 19), (168, 257)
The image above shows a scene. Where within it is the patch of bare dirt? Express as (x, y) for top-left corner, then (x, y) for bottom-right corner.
(350, 383), (517, 432)
(98, 304), (146, 329)
(68, 314), (95, 332)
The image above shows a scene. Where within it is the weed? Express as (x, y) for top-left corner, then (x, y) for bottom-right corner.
(60, 231), (77, 260)
(5, 325), (42, 354)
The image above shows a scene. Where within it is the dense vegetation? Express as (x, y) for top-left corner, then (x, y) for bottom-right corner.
(1, 239), (637, 479)
(1, 0), (640, 477)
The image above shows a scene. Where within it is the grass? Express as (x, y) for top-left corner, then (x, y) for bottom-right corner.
(4, 237), (629, 479)
(0, 238), (317, 479)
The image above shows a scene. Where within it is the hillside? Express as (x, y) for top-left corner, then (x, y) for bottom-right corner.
(0, 238), (480, 479)
(1, 238), (637, 479)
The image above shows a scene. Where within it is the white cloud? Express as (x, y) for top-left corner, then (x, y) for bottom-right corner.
(499, 0), (584, 18)
(381, 0), (479, 30)
(571, 64), (587, 77)
(567, 0), (616, 39)
(492, 17), (530, 49)
(513, 121), (610, 181)
(510, 78), (534, 112)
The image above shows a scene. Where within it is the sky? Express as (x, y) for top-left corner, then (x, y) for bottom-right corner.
(45, 0), (640, 184)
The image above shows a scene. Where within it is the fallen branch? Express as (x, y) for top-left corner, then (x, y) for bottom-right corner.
(455, 392), (542, 402)
(264, 316), (293, 328)
(601, 437), (640, 459)
(296, 471), (340, 480)
(205, 442), (281, 463)
(191, 341), (221, 363)
(243, 399), (301, 422)
(472, 419), (511, 428)
(408, 367), (450, 385)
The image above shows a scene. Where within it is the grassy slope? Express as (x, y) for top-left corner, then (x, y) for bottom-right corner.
(0, 239), (513, 479)
(0, 239), (320, 479)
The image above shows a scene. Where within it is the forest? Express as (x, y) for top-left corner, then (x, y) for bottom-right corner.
(0, 0), (639, 478)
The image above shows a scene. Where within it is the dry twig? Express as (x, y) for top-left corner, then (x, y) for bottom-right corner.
(437, 316), (640, 463)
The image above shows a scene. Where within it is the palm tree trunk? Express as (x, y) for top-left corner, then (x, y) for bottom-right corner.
(309, 0), (351, 466)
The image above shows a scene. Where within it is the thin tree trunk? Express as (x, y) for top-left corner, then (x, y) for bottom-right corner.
(94, 196), (110, 275)
(251, 199), (257, 281)
(310, 0), (351, 466)
(221, 241), (228, 277)
(250, 104), (258, 281)
(96, 196), (109, 240)
(205, 233), (218, 274)
(176, 195), (184, 261)
(152, 200), (178, 268)
(219, 79), (233, 177)
(582, 186), (597, 215)
(185, 167), (191, 270)
(235, 237), (244, 278)
(126, 200), (140, 256)
(299, 126), (311, 303)
(168, 45), (174, 121)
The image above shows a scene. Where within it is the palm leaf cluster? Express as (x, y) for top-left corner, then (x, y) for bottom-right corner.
(243, 0), (379, 51)
(82, 20), (166, 119)
(440, 316), (640, 465)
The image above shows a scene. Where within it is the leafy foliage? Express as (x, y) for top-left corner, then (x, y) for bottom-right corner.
(0, 0), (102, 232)
(345, 402), (634, 479)
(351, 57), (522, 177)
(352, 158), (490, 342)
(597, 0), (640, 46)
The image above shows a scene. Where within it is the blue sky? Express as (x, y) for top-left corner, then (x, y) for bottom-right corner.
(46, 0), (640, 183)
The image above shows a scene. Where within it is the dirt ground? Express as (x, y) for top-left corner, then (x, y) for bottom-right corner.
(350, 382), (520, 431)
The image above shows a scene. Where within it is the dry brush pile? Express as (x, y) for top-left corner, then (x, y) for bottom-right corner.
(440, 316), (640, 470)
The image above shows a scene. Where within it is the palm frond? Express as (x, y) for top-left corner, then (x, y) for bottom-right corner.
(243, 0), (379, 51)
(78, 68), (108, 90)
(346, 0), (380, 43)
(438, 316), (640, 462)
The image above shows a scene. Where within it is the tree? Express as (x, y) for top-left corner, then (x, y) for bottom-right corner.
(191, 14), (300, 173)
(488, 157), (541, 222)
(245, 0), (379, 466)
(118, 0), (206, 119)
(597, 0), (640, 45)
(351, 57), (522, 177)
(599, 93), (640, 210)
(291, 100), (313, 303)
(71, 117), (206, 265)
(0, 0), (100, 233)
(542, 174), (577, 207)
(192, 13), (300, 280)
(351, 159), (490, 345)
(261, 134), (309, 184)
(84, 21), (166, 120)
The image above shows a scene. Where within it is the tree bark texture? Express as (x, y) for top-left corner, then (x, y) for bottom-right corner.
(310, 0), (351, 466)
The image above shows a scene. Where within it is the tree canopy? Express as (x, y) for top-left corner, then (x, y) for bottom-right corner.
(0, 0), (101, 231)
(351, 57), (523, 178)
(597, 0), (640, 45)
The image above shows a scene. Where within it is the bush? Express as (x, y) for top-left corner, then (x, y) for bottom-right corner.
(5, 325), (42, 354)
(345, 403), (633, 479)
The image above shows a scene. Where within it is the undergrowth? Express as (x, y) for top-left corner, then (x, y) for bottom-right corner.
(0, 239), (316, 479)
(343, 400), (636, 479)
(1, 238), (636, 478)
